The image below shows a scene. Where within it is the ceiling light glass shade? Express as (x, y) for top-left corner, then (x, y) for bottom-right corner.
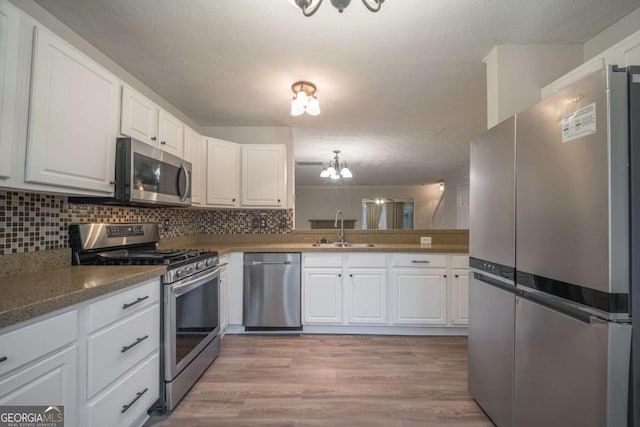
(295, 91), (309, 108)
(306, 96), (321, 116)
(290, 99), (305, 116)
(439, 182), (444, 191)
(320, 166), (330, 178)
(340, 164), (352, 178)
(326, 165), (337, 176)
(330, 173), (340, 180)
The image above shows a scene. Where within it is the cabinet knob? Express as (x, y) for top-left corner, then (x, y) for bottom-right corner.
(349, 274), (353, 277)
(455, 274), (459, 278)
(232, 198), (236, 202)
(109, 181), (116, 185)
(151, 137), (157, 141)
(443, 274), (447, 278)
(160, 141), (166, 145)
(277, 199), (281, 203)
(338, 274), (342, 277)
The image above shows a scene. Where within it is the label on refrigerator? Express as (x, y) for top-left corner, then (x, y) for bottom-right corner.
(562, 102), (596, 143)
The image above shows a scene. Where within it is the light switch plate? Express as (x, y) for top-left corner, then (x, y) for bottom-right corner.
(420, 236), (432, 245)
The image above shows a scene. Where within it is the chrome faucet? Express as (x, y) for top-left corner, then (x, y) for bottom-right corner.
(334, 209), (345, 244)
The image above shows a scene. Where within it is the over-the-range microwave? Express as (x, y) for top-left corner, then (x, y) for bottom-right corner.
(70, 137), (192, 207)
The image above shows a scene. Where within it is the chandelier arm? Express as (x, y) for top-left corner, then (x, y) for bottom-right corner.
(361, 0), (383, 12)
(303, 0), (324, 16)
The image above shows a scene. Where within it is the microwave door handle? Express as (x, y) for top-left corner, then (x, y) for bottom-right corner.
(179, 163), (190, 202)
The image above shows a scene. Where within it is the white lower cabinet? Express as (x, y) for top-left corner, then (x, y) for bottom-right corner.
(347, 269), (387, 324)
(302, 252), (469, 331)
(391, 269), (447, 325)
(0, 278), (161, 427)
(86, 353), (159, 427)
(303, 268), (343, 324)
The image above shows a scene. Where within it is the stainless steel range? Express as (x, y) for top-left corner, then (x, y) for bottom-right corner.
(70, 223), (221, 412)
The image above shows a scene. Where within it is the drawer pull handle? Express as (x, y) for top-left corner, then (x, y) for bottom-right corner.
(411, 260), (430, 264)
(121, 387), (148, 413)
(0, 356), (7, 363)
(122, 296), (149, 310)
(121, 335), (149, 353)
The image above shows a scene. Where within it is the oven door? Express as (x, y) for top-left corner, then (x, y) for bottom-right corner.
(164, 267), (220, 381)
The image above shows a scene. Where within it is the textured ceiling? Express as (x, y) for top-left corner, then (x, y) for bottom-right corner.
(33, 0), (640, 186)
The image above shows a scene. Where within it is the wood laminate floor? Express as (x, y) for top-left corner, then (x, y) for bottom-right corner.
(147, 335), (492, 427)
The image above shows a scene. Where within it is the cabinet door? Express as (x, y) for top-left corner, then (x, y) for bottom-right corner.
(347, 269), (387, 324)
(451, 268), (469, 325)
(184, 127), (204, 205)
(0, 346), (77, 426)
(391, 269), (447, 325)
(303, 268), (343, 324)
(157, 109), (184, 157)
(26, 26), (118, 193)
(206, 138), (240, 207)
(613, 31), (640, 67)
(120, 85), (157, 145)
(241, 144), (286, 207)
(0, 1), (20, 179)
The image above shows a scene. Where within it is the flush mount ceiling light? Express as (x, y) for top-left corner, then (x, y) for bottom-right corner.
(290, 81), (320, 117)
(320, 150), (352, 180)
(293, 0), (385, 16)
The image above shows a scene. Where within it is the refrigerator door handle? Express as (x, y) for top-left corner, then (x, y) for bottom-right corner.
(473, 272), (522, 295)
(519, 291), (597, 324)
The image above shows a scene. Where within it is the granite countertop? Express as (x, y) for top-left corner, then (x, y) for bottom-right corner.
(164, 242), (469, 255)
(0, 266), (166, 329)
(0, 241), (467, 330)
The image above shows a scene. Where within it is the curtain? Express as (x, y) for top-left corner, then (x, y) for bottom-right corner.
(385, 202), (404, 229)
(365, 202), (383, 229)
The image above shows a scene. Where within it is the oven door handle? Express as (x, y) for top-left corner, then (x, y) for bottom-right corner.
(170, 267), (220, 296)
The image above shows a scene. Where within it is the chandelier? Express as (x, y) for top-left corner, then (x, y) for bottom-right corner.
(320, 150), (353, 180)
(290, 81), (320, 116)
(293, 0), (385, 16)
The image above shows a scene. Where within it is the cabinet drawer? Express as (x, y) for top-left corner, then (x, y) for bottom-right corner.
(0, 310), (77, 377)
(392, 253), (446, 268)
(451, 255), (469, 269)
(87, 353), (159, 427)
(87, 304), (159, 398)
(346, 254), (386, 268)
(304, 254), (343, 268)
(88, 278), (160, 332)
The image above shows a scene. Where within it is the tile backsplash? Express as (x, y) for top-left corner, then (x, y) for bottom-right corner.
(0, 190), (292, 254)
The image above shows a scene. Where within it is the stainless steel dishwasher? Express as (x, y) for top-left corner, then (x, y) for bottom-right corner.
(243, 253), (301, 330)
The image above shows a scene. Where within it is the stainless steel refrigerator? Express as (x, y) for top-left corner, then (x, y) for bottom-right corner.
(469, 116), (517, 427)
(514, 65), (632, 427)
(469, 65), (638, 427)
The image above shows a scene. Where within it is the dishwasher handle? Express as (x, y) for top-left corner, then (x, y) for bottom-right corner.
(251, 260), (292, 265)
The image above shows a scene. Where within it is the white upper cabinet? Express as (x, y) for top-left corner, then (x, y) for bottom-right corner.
(184, 127), (205, 205)
(26, 25), (119, 194)
(206, 138), (240, 207)
(120, 85), (157, 145)
(0, 1), (20, 180)
(120, 86), (184, 157)
(157, 109), (184, 157)
(241, 144), (286, 207)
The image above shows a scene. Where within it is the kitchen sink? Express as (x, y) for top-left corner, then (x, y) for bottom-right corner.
(312, 242), (375, 248)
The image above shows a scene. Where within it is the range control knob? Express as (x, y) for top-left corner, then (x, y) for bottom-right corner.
(205, 258), (215, 267)
(185, 265), (195, 274)
(196, 262), (205, 270)
(176, 268), (186, 278)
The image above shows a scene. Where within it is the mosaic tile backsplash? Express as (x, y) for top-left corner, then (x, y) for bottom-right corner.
(0, 190), (293, 254)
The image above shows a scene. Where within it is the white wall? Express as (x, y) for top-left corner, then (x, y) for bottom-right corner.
(432, 166), (470, 230)
(485, 44), (583, 128)
(584, 7), (640, 61)
(202, 127), (295, 209)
